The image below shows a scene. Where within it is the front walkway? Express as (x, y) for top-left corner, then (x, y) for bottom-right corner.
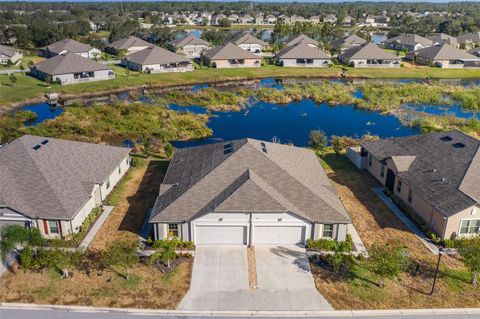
(78, 206), (114, 250)
(178, 245), (332, 311)
(372, 188), (439, 254)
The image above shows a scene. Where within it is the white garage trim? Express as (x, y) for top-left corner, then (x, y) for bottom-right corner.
(253, 225), (307, 245)
(194, 225), (248, 245)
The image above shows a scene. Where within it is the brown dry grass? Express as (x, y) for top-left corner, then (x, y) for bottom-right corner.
(89, 158), (168, 251)
(247, 247), (258, 289)
(0, 260), (192, 309)
(313, 153), (480, 309)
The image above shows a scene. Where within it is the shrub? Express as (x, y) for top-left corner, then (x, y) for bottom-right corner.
(364, 242), (410, 288)
(309, 130), (327, 154)
(19, 246), (34, 270)
(306, 238), (352, 252)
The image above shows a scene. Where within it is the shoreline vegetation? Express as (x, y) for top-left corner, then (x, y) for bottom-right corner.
(1, 65), (480, 110)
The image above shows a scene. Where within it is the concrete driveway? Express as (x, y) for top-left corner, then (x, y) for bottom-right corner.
(178, 245), (332, 311)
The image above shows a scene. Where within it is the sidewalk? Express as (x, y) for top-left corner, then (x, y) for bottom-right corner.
(372, 188), (439, 254)
(78, 206), (114, 250)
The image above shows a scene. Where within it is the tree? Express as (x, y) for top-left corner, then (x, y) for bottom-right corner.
(458, 242), (480, 286)
(0, 225), (44, 261)
(102, 242), (139, 280)
(9, 73), (17, 86)
(309, 129), (327, 154)
(365, 242), (410, 288)
(331, 135), (345, 156)
(149, 239), (177, 269)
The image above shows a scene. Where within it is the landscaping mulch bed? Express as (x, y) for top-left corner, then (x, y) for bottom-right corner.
(247, 247), (258, 289)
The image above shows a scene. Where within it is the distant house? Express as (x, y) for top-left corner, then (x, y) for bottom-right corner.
(359, 15), (390, 27)
(332, 34), (368, 54)
(105, 36), (153, 56)
(227, 14), (240, 24)
(0, 135), (130, 239)
(233, 34), (268, 53)
(0, 44), (22, 65)
(202, 42), (261, 68)
(457, 32), (480, 49)
(254, 14), (264, 25)
(173, 34), (210, 58)
(469, 47), (480, 57)
(409, 44), (480, 68)
(290, 15), (306, 24)
(286, 34), (319, 49)
(30, 52), (115, 85)
(240, 14), (254, 24)
(342, 15), (354, 27)
(323, 14), (337, 24)
(44, 38), (101, 59)
(309, 15), (321, 24)
(349, 130), (480, 240)
(212, 14), (226, 25)
(121, 46), (193, 73)
(338, 43), (401, 68)
(384, 33), (433, 52)
(265, 14), (277, 24)
(276, 43), (331, 67)
(428, 33), (459, 48)
(149, 139), (352, 244)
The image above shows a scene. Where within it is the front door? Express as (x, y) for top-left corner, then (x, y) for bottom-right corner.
(386, 169), (396, 193)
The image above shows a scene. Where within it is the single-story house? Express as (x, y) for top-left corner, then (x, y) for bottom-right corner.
(201, 42), (261, 68)
(456, 32), (480, 49)
(265, 14), (277, 24)
(409, 44), (480, 68)
(323, 14), (337, 24)
(233, 34), (268, 53)
(0, 44), (22, 65)
(348, 130), (480, 239)
(172, 34), (210, 58)
(105, 36), (153, 56)
(276, 43), (331, 67)
(428, 33), (459, 48)
(44, 38), (101, 59)
(0, 135), (131, 239)
(122, 46), (193, 73)
(149, 139), (352, 245)
(212, 14), (227, 25)
(384, 33), (433, 52)
(338, 43), (401, 68)
(286, 34), (319, 49)
(332, 34), (368, 54)
(30, 52), (115, 85)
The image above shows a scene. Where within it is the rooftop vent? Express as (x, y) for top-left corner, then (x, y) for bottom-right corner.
(223, 142), (234, 155)
(440, 136), (453, 141)
(452, 142), (465, 149)
(33, 145), (41, 150)
(260, 142), (267, 153)
(41, 139), (49, 145)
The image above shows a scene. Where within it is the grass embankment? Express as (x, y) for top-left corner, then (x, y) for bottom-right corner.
(312, 153), (480, 309)
(1, 64), (480, 108)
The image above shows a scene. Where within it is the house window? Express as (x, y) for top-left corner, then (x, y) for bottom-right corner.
(126, 157), (129, 165)
(460, 219), (480, 235)
(118, 166), (122, 174)
(408, 189), (413, 203)
(168, 224), (179, 237)
(397, 180), (402, 193)
(48, 220), (59, 234)
(323, 224), (334, 238)
(106, 178), (111, 189)
(381, 165), (385, 177)
(368, 154), (372, 166)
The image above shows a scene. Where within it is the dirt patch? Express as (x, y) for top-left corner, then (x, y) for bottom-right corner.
(247, 247), (258, 289)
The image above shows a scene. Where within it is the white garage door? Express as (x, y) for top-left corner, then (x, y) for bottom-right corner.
(195, 225), (247, 245)
(254, 226), (306, 245)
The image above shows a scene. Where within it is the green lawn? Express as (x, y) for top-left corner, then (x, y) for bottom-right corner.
(1, 64), (479, 108)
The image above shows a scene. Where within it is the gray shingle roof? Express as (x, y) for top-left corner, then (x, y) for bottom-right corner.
(45, 38), (94, 54)
(32, 52), (112, 75)
(415, 44), (480, 61)
(150, 139), (351, 224)
(276, 43), (331, 59)
(107, 36), (152, 50)
(385, 33), (433, 47)
(361, 131), (480, 217)
(234, 34), (267, 46)
(0, 44), (17, 57)
(202, 42), (259, 60)
(0, 135), (130, 220)
(428, 33), (459, 47)
(457, 32), (480, 44)
(332, 34), (367, 50)
(173, 34), (210, 48)
(286, 34), (319, 47)
(125, 46), (191, 65)
(340, 43), (400, 60)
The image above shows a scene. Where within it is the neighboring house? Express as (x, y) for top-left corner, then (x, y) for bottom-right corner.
(105, 36), (153, 56)
(265, 14), (277, 24)
(342, 15), (354, 26)
(172, 34), (210, 58)
(121, 46), (193, 73)
(254, 14), (264, 25)
(309, 15), (321, 24)
(44, 38), (101, 59)
(286, 34), (319, 48)
(276, 43), (331, 67)
(212, 14), (226, 25)
(149, 139), (352, 245)
(338, 43), (401, 68)
(332, 34), (368, 54)
(233, 34), (268, 53)
(0, 44), (22, 65)
(323, 14), (337, 24)
(428, 33), (459, 48)
(30, 52), (115, 85)
(227, 14), (240, 24)
(469, 47), (480, 57)
(0, 135), (130, 239)
(456, 32), (480, 49)
(240, 14), (254, 24)
(409, 44), (480, 68)
(201, 42), (261, 68)
(348, 131), (480, 240)
(290, 15), (306, 24)
(384, 33), (433, 52)
(359, 15), (390, 27)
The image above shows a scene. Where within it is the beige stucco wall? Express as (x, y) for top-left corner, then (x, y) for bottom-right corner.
(205, 58), (260, 68)
(445, 205), (480, 238)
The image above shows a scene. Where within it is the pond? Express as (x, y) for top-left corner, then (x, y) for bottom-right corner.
(22, 103), (64, 127)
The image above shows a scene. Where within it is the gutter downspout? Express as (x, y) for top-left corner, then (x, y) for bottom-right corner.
(248, 212), (253, 247)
